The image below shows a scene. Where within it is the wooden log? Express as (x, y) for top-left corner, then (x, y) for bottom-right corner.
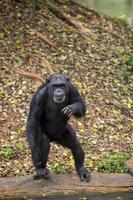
(0, 173), (133, 198)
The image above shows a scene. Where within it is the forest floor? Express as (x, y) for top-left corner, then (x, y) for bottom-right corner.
(0, 0), (133, 177)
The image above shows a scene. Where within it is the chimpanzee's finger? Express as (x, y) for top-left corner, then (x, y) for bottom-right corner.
(62, 107), (70, 114)
(67, 111), (72, 118)
(66, 108), (72, 115)
(61, 107), (68, 113)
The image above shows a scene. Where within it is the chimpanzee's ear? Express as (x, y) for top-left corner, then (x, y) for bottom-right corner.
(46, 75), (52, 84)
(66, 77), (70, 82)
(46, 78), (50, 84)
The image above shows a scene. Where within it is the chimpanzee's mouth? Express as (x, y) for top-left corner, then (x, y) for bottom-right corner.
(54, 96), (65, 103)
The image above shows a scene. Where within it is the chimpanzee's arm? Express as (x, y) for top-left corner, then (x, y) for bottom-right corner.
(61, 83), (86, 118)
(68, 84), (86, 118)
(26, 85), (50, 177)
(26, 85), (47, 138)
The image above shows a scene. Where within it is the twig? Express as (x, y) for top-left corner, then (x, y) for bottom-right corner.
(16, 69), (44, 83)
(41, 57), (54, 74)
(37, 32), (57, 48)
(47, 1), (91, 34)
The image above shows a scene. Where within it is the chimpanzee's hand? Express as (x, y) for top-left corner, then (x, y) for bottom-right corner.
(34, 168), (50, 180)
(78, 167), (91, 182)
(61, 105), (74, 118)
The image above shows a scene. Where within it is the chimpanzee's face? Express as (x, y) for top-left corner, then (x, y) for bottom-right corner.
(47, 74), (69, 104)
(53, 83), (66, 103)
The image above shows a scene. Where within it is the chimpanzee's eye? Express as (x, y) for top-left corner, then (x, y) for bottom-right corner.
(52, 84), (58, 89)
(52, 84), (65, 89)
(60, 84), (66, 88)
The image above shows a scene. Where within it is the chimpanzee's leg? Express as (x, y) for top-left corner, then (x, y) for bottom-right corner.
(57, 124), (90, 182)
(27, 130), (50, 179)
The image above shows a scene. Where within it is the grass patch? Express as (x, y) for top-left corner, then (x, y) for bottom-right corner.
(0, 147), (14, 161)
(51, 162), (67, 174)
(15, 142), (24, 150)
(121, 54), (133, 81)
(115, 14), (129, 27)
(94, 152), (132, 173)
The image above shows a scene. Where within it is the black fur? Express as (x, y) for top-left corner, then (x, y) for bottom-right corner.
(26, 74), (90, 182)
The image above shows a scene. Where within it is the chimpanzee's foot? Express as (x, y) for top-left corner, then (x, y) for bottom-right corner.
(34, 168), (50, 180)
(78, 166), (91, 182)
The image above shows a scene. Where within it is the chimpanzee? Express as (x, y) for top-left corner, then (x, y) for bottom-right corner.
(26, 74), (90, 182)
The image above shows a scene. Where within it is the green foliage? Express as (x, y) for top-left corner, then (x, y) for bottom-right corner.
(94, 153), (131, 173)
(121, 54), (133, 81)
(0, 147), (14, 161)
(15, 142), (24, 150)
(51, 162), (66, 174)
(115, 14), (128, 27)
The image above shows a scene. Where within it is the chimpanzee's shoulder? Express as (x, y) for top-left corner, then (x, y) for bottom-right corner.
(31, 83), (48, 104)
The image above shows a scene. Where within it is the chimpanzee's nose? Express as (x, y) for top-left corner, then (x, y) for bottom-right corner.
(56, 89), (63, 97)
(57, 89), (62, 93)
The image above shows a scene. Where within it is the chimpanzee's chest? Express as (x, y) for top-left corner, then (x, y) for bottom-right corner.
(41, 100), (69, 137)
(44, 98), (68, 120)
(44, 102), (65, 120)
